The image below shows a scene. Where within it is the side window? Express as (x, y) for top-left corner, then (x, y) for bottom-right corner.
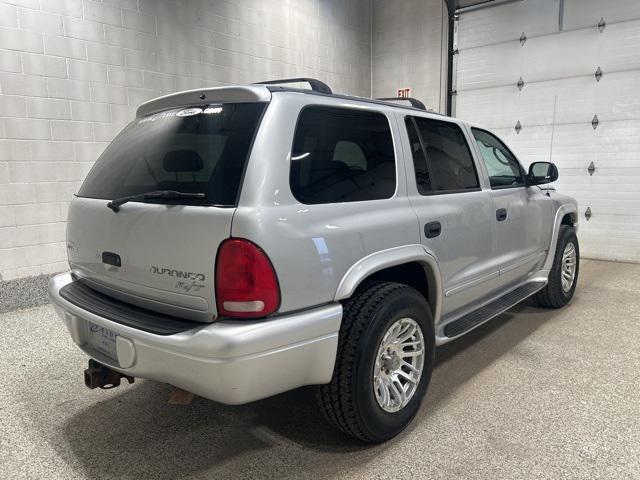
(407, 116), (479, 193)
(472, 128), (524, 188)
(405, 118), (431, 194)
(290, 106), (396, 204)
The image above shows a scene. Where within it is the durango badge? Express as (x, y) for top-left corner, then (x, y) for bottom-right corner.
(149, 266), (206, 282)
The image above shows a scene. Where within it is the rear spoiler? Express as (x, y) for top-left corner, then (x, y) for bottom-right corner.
(136, 86), (271, 118)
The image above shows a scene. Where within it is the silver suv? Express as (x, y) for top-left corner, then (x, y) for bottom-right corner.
(49, 78), (579, 442)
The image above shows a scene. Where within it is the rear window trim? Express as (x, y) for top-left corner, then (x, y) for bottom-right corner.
(289, 103), (398, 205)
(75, 101), (269, 209)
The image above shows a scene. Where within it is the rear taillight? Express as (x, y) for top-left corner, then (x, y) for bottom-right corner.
(215, 238), (280, 319)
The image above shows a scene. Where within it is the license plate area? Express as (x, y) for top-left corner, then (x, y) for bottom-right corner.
(87, 322), (119, 363)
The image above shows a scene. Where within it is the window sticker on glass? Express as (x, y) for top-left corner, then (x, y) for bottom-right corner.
(176, 107), (203, 117)
(138, 110), (178, 124)
(138, 105), (223, 125)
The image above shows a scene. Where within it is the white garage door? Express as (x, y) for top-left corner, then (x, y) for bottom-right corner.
(453, 0), (640, 262)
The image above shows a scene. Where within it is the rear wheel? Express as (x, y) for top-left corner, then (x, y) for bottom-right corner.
(533, 225), (579, 308)
(317, 282), (434, 442)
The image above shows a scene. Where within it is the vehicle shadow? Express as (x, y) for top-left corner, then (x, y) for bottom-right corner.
(55, 302), (562, 480)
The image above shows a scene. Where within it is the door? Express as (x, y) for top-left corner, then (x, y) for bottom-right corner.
(401, 114), (501, 318)
(470, 127), (553, 289)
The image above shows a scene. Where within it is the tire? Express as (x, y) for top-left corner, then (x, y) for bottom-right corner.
(533, 225), (580, 308)
(317, 281), (435, 443)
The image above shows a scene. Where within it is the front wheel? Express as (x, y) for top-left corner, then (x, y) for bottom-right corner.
(317, 282), (434, 442)
(533, 225), (580, 308)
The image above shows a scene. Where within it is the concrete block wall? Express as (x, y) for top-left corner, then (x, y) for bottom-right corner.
(0, 0), (372, 281)
(372, 0), (448, 113)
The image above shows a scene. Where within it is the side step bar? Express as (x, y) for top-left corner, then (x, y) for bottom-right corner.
(443, 281), (546, 338)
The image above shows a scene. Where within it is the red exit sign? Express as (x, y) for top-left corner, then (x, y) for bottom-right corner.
(397, 87), (411, 98)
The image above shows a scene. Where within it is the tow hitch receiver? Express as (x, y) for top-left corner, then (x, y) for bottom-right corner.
(84, 359), (135, 390)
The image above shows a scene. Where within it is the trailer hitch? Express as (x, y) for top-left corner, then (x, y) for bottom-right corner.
(84, 359), (135, 390)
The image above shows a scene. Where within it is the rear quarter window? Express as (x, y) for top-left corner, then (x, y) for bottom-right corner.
(290, 106), (396, 204)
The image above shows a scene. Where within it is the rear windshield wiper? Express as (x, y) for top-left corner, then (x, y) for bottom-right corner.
(107, 190), (206, 212)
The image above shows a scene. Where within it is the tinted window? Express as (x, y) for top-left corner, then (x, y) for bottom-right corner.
(472, 128), (524, 188)
(409, 116), (479, 193)
(290, 106), (396, 204)
(78, 103), (265, 206)
(405, 118), (431, 194)
(333, 141), (366, 170)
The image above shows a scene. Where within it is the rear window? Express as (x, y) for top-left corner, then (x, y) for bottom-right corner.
(290, 106), (396, 204)
(78, 103), (266, 206)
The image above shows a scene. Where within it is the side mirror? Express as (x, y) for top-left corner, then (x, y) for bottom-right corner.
(527, 161), (558, 186)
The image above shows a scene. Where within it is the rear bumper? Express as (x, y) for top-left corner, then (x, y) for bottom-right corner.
(49, 272), (341, 404)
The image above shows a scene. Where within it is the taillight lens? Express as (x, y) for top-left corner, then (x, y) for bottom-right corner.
(215, 238), (280, 318)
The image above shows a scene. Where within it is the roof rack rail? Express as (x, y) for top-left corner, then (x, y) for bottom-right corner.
(255, 78), (332, 94)
(376, 97), (426, 110)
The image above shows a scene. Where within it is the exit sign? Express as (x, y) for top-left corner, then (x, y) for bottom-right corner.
(397, 87), (411, 98)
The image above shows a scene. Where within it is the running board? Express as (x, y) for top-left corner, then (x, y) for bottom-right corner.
(443, 281), (546, 338)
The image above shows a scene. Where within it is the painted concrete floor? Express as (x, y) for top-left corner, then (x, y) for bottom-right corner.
(1, 259), (639, 479)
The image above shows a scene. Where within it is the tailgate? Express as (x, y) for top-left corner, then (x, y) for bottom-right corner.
(67, 197), (233, 322)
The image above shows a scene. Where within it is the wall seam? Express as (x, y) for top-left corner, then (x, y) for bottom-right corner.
(370, 0), (373, 98)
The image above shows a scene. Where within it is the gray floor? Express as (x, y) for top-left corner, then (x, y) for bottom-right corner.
(1, 259), (639, 480)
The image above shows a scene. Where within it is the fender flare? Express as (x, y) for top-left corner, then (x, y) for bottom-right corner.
(334, 244), (443, 324)
(542, 203), (578, 272)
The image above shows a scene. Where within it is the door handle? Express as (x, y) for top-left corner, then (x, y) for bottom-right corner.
(424, 221), (442, 238)
(496, 208), (508, 221)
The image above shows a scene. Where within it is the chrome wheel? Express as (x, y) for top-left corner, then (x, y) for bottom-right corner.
(373, 317), (425, 413)
(561, 242), (577, 292)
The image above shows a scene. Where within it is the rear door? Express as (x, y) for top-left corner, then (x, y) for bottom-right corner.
(67, 102), (266, 322)
(401, 114), (500, 318)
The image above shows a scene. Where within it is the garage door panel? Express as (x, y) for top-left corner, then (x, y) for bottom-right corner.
(559, 184), (640, 194)
(554, 158), (640, 169)
(555, 71), (640, 124)
(558, 195), (640, 211)
(574, 203), (640, 262)
(525, 20), (640, 82)
(456, 42), (523, 91)
(583, 229), (640, 242)
(578, 218), (640, 235)
(554, 186), (640, 209)
(555, 176), (639, 187)
(456, 85), (556, 128)
(459, 70), (640, 128)
(457, 0), (560, 50)
(564, 0), (640, 31)
(561, 168), (640, 178)
(579, 236), (640, 262)
(578, 205), (640, 219)
(552, 120), (640, 163)
(458, 20), (640, 91)
(455, 87), (517, 127)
